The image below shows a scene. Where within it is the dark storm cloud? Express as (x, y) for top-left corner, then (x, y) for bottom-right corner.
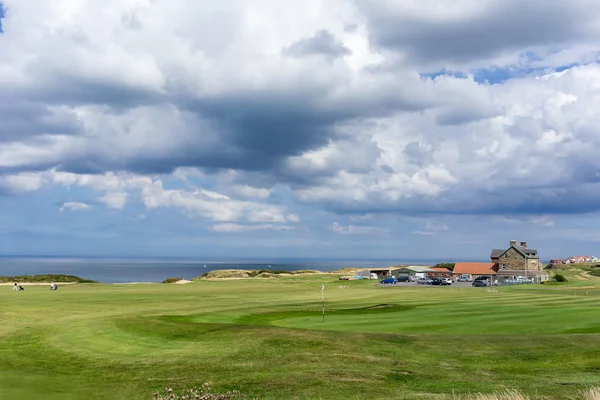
(309, 182), (600, 217)
(358, 0), (599, 65)
(283, 30), (352, 60)
(37, 73), (436, 179)
(0, 100), (84, 142)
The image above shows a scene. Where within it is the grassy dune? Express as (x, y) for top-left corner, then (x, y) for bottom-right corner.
(2, 274), (600, 399)
(0, 274), (96, 283)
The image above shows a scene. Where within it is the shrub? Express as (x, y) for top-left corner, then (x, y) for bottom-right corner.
(153, 383), (256, 399)
(553, 273), (568, 282)
(161, 277), (183, 284)
(433, 263), (455, 271)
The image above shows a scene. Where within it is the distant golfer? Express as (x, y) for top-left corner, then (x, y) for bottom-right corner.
(12, 282), (18, 291)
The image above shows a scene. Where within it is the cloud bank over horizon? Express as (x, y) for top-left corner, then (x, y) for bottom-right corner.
(2, 0), (600, 259)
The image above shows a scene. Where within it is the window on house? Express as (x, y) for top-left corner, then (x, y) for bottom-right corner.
(502, 264), (506, 269)
(504, 254), (508, 258)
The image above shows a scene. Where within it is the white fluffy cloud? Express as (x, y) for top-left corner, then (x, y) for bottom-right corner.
(211, 223), (296, 232)
(0, 173), (45, 195)
(60, 202), (91, 212)
(99, 192), (128, 210)
(330, 222), (388, 235)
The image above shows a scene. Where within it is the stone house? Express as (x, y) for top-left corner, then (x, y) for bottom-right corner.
(490, 240), (544, 276)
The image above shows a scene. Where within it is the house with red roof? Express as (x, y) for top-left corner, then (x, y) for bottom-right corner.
(425, 267), (453, 279)
(453, 262), (497, 279)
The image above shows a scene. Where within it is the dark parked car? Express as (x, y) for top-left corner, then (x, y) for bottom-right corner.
(380, 277), (397, 284)
(472, 280), (488, 287)
(430, 278), (443, 285)
(397, 275), (411, 282)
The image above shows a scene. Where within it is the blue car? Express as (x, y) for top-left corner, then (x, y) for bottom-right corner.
(380, 277), (397, 284)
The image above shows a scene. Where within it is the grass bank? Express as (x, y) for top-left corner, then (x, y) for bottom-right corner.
(0, 274), (96, 283)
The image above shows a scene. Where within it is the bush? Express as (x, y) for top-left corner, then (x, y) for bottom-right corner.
(433, 263), (455, 271)
(153, 383), (256, 399)
(553, 273), (568, 282)
(161, 277), (183, 284)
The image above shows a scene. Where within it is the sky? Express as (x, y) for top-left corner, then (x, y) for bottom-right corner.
(2, 0), (600, 260)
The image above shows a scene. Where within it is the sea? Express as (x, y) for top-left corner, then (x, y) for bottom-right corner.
(0, 256), (455, 283)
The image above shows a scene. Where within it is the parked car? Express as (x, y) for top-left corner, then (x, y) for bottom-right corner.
(456, 276), (472, 282)
(430, 278), (443, 285)
(442, 278), (453, 285)
(397, 275), (411, 282)
(380, 277), (397, 284)
(472, 280), (488, 287)
(416, 278), (428, 284)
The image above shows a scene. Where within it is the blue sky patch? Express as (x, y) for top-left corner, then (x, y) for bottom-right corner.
(0, 2), (5, 33)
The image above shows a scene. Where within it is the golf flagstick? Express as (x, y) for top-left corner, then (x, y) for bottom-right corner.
(321, 284), (325, 322)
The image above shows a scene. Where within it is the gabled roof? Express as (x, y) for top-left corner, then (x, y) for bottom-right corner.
(454, 262), (496, 275)
(515, 246), (538, 257)
(431, 267), (450, 272)
(493, 246), (539, 259)
(490, 249), (505, 258)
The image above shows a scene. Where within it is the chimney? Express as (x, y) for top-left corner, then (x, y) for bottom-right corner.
(509, 240), (517, 247)
(520, 241), (527, 248)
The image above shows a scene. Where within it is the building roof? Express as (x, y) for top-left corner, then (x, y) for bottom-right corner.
(369, 267), (400, 272)
(396, 266), (435, 273)
(515, 246), (538, 257)
(431, 267), (450, 272)
(490, 249), (505, 258)
(492, 246), (538, 259)
(454, 262), (497, 275)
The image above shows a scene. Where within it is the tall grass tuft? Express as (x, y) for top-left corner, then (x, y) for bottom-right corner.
(153, 382), (257, 399)
(582, 387), (600, 400)
(464, 390), (529, 400)
(460, 387), (600, 400)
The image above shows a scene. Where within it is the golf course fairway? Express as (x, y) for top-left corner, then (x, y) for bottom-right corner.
(2, 274), (600, 399)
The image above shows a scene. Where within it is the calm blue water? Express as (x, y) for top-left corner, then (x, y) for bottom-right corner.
(0, 257), (454, 283)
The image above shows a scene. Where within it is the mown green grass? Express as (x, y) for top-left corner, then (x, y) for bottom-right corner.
(2, 275), (600, 399)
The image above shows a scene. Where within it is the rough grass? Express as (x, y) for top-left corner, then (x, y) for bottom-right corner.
(196, 269), (323, 279)
(0, 274), (96, 283)
(329, 267), (369, 274)
(462, 387), (600, 400)
(2, 274), (600, 399)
